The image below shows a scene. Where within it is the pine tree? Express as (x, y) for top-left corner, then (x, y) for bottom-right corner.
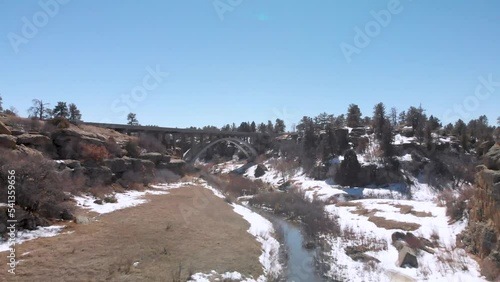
(68, 103), (82, 123)
(346, 104), (362, 127)
(250, 121), (256, 132)
(454, 119), (468, 151)
(372, 102), (386, 140)
(380, 118), (394, 157)
(127, 113), (139, 125)
(398, 110), (406, 126)
(0, 94), (3, 112)
(274, 119), (286, 133)
(266, 120), (274, 133)
(258, 122), (267, 133)
(52, 102), (69, 118)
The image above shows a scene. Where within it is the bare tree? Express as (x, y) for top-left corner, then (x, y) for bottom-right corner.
(28, 99), (51, 120)
(390, 107), (398, 127)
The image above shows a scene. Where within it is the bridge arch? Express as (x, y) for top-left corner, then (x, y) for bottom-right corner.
(183, 137), (257, 165)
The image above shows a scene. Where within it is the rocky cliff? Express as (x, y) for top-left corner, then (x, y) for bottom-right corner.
(460, 142), (500, 280)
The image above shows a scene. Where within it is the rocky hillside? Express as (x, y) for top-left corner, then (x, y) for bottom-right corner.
(0, 115), (184, 236)
(460, 141), (500, 280)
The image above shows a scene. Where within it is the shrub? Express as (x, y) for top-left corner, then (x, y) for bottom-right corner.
(0, 149), (84, 232)
(104, 195), (118, 203)
(105, 137), (123, 157)
(219, 174), (264, 197)
(80, 143), (111, 164)
(48, 117), (70, 129)
(438, 185), (474, 222)
(125, 140), (141, 158)
(249, 188), (340, 237)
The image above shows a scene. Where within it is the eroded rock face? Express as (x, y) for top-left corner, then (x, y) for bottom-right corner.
(138, 152), (170, 165)
(484, 144), (500, 171)
(52, 129), (107, 159)
(0, 121), (11, 135)
(0, 134), (16, 149)
(104, 158), (128, 173)
(16, 133), (52, 146)
(84, 166), (113, 186)
(461, 144), (500, 274)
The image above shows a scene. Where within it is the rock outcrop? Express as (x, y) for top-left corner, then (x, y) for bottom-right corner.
(398, 246), (418, 268)
(16, 133), (52, 146)
(0, 134), (16, 149)
(0, 121), (11, 135)
(254, 164), (268, 178)
(460, 143), (500, 280)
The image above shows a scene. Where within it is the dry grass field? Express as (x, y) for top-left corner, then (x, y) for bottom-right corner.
(2, 186), (263, 282)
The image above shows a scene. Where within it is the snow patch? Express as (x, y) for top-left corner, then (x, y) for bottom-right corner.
(0, 225), (67, 253)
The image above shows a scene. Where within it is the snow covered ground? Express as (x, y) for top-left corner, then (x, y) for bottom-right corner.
(0, 225), (70, 253)
(73, 182), (190, 214)
(234, 160), (486, 281)
(324, 199), (484, 281)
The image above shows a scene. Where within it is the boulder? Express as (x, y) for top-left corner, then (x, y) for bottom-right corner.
(350, 127), (366, 137)
(398, 246), (418, 268)
(142, 160), (156, 180)
(52, 129), (107, 159)
(484, 144), (500, 171)
(254, 164), (268, 178)
(139, 152), (170, 164)
(85, 166), (113, 186)
(130, 158), (144, 172)
(0, 121), (11, 135)
(392, 231), (406, 243)
(104, 158), (128, 173)
(477, 140), (496, 156)
(0, 134), (16, 149)
(14, 144), (44, 158)
(10, 129), (25, 136)
(16, 133), (51, 146)
(60, 209), (74, 220)
(74, 216), (91, 225)
(141, 159), (155, 169)
(401, 127), (414, 138)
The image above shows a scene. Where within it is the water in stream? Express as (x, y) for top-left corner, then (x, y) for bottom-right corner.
(268, 215), (323, 282)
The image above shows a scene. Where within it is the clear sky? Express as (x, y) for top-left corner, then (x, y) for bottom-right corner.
(1, 0), (499, 129)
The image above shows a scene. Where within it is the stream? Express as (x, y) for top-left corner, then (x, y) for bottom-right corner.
(200, 171), (325, 281)
(264, 213), (324, 282)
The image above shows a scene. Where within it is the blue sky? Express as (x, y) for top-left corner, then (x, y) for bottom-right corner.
(1, 0), (499, 129)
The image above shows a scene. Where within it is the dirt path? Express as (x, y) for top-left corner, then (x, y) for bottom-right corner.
(2, 185), (263, 282)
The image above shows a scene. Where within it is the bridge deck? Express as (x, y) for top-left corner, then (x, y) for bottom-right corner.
(83, 122), (268, 137)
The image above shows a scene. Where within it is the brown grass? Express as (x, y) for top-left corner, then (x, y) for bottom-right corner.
(393, 204), (433, 218)
(4, 186), (263, 282)
(368, 216), (421, 231)
(335, 201), (363, 208)
(352, 208), (380, 217)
